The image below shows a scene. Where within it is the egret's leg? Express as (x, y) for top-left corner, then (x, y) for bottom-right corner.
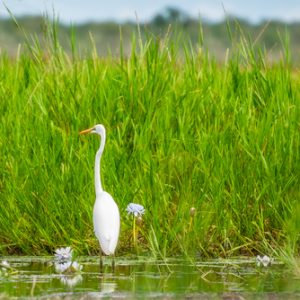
(112, 255), (115, 272)
(99, 250), (103, 272)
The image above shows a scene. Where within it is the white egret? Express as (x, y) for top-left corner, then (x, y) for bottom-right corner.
(80, 124), (120, 265)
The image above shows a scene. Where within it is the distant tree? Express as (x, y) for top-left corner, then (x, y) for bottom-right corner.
(165, 7), (189, 23)
(151, 7), (191, 26)
(152, 14), (167, 27)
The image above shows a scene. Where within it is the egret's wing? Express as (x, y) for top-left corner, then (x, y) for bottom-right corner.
(93, 192), (120, 255)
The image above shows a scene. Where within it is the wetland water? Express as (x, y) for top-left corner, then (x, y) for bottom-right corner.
(0, 256), (299, 299)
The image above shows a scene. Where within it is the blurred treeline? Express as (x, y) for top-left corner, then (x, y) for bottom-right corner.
(0, 7), (299, 62)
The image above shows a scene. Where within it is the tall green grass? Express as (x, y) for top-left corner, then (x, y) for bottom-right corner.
(0, 20), (299, 258)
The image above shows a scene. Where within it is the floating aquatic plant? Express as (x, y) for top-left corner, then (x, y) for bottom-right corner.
(71, 261), (83, 272)
(54, 260), (83, 274)
(1, 260), (10, 269)
(0, 260), (18, 276)
(0, 260), (10, 276)
(54, 247), (82, 274)
(54, 247), (73, 262)
(256, 255), (274, 267)
(55, 261), (72, 273)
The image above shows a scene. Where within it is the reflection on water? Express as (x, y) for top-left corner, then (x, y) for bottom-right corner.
(0, 256), (299, 299)
(100, 281), (117, 294)
(59, 274), (83, 287)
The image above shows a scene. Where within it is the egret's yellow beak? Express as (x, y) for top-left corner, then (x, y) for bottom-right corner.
(79, 127), (93, 135)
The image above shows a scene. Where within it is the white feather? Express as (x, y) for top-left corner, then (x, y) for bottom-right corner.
(93, 191), (120, 255)
(80, 124), (120, 256)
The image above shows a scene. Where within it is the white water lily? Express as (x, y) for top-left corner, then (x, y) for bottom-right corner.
(54, 247), (73, 262)
(53, 247), (83, 274)
(1, 260), (10, 269)
(54, 261), (72, 273)
(1, 260), (10, 275)
(54, 261), (83, 274)
(126, 203), (145, 217)
(256, 255), (273, 267)
(0, 260), (19, 276)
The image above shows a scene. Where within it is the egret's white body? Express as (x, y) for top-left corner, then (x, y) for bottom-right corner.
(80, 124), (120, 256)
(93, 191), (120, 255)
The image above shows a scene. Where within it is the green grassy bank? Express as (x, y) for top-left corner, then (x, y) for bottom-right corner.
(0, 24), (300, 258)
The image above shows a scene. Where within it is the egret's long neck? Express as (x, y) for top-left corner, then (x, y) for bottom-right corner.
(95, 131), (106, 196)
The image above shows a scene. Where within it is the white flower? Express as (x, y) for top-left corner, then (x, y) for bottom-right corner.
(71, 261), (83, 272)
(256, 255), (273, 267)
(126, 203), (145, 217)
(54, 260), (83, 274)
(1, 260), (11, 274)
(55, 261), (72, 273)
(1, 260), (10, 269)
(54, 247), (73, 262)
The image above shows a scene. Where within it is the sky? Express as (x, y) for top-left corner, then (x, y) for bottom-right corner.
(1, 0), (300, 24)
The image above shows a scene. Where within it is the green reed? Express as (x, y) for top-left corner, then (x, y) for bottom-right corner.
(0, 21), (299, 258)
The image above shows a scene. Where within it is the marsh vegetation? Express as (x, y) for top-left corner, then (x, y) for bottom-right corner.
(0, 18), (299, 266)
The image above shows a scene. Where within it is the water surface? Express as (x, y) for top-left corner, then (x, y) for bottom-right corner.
(0, 256), (299, 299)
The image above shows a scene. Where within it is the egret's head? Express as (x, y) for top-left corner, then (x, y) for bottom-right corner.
(80, 124), (106, 136)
